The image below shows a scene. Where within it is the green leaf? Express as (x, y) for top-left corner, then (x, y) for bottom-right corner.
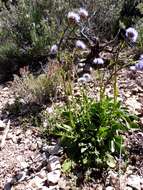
(62, 159), (73, 173)
(56, 124), (73, 132)
(106, 154), (116, 168)
(98, 127), (109, 140)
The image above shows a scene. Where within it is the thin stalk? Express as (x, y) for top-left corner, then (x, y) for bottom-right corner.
(113, 62), (118, 104)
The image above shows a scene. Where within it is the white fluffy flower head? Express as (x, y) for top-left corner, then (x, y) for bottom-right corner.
(76, 40), (86, 49)
(50, 44), (58, 54)
(79, 8), (88, 19)
(126, 27), (138, 43)
(67, 12), (80, 24)
(93, 58), (104, 65)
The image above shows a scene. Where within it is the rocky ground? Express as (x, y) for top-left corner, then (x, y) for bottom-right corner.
(0, 68), (143, 190)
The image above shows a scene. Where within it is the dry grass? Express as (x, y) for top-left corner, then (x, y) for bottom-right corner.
(13, 63), (64, 104)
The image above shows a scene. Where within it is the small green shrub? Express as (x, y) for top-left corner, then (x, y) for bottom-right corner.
(13, 63), (64, 104)
(51, 94), (138, 169)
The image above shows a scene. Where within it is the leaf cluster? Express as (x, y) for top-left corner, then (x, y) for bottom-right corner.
(52, 94), (138, 168)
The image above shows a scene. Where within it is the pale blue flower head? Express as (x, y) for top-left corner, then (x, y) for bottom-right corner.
(50, 44), (58, 54)
(125, 27), (138, 43)
(67, 12), (80, 24)
(93, 58), (104, 65)
(135, 60), (143, 70)
(76, 40), (86, 49)
(78, 8), (88, 19)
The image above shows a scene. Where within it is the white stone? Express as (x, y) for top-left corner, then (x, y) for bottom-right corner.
(25, 129), (33, 136)
(3, 87), (9, 91)
(106, 186), (115, 190)
(82, 73), (92, 82)
(125, 187), (132, 190)
(12, 135), (17, 143)
(48, 156), (61, 171)
(30, 143), (37, 151)
(16, 155), (24, 162)
(37, 139), (43, 149)
(127, 175), (141, 190)
(6, 133), (13, 140)
(37, 170), (47, 179)
(29, 176), (44, 189)
(16, 129), (22, 136)
(0, 120), (6, 129)
(20, 161), (29, 169)
(126, 97), (141, 112)
(8, 98), (15, 105)
(47, 170), (61, 184)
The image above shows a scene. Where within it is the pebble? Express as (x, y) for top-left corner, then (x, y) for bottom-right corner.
(12, 135), (17, 143)
(127, 175), (141, 190)
(3, 87), (9, 91)
(37, 170), (47, 179)
(16, 129), (22, 136)
(30, 143), (37, 151)
(20, 161), (29, 169)
(16, 155), (24, 162)
(47, 170), (61, 184)
(25, 129), (33, 136)
(8, 98), (15, 105)
(37, 139), (43, 149)
(125, 187), (133, 190)
(48, 156), (61, 171)
(106, 186), (115, 190)
(0, 120), (6, 130)
(29, 176), (44, 189)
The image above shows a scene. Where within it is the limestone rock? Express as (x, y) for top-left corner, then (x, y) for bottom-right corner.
(127, 175), (141, 190)
(47, 170), (61, 184)
(48, 156), (61, 172)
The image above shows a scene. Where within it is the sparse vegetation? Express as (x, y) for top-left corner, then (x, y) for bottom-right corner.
(48, 91), (139, 170)
(0, 0), (143, 189)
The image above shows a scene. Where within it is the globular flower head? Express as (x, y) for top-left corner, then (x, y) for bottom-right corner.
(93, 58), (104, 65)
(76, 40), (86, 49)
(50, 44), (58, 54)
(67, 11), (80, 25)
(135, 59), (143, 70)
(125, 27), (138, 43)
(78, 8), (88, 19)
